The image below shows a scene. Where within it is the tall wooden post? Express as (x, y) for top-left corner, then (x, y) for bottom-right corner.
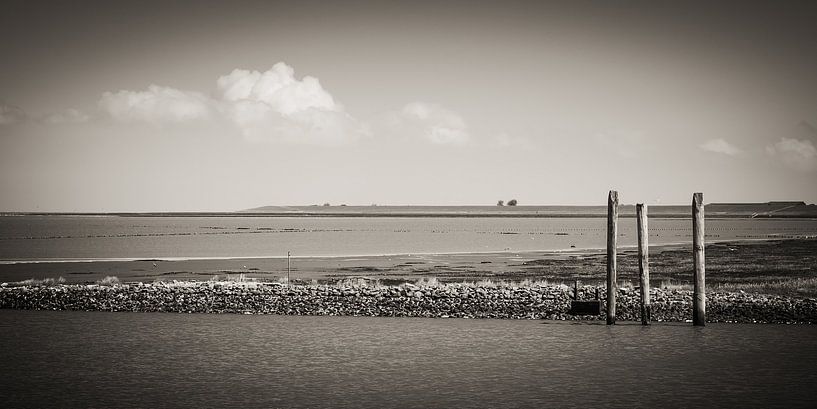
(287, 251), (291, 285)
(636, 203), (651, 325)
(692, 193), (706, 326)
(573, 279), (579, 300)
(606, 190), (618, 325)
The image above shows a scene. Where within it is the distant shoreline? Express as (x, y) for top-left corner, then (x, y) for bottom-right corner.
(4, 212), (817, 219)
(4, 202), (817, 218)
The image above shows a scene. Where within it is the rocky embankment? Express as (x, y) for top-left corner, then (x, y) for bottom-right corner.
(1, 282), (816, 323)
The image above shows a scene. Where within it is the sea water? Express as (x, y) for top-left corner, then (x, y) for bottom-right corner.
(1, 310), (815, 408)
(1, 215), (816, 262)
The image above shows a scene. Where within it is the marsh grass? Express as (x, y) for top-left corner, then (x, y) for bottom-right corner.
(658, 278), (817, 297)
(226, 273), (250, 282)
(10, 277), (65, 287)
(335, 277), (384, 288)
(139, 275), (815, 298)
(97, 276), (121, 286)
(419, 277), (570, 289)
(8, 269), (814, 298)
(415, 277), (441, 287)
(710, 277), (817, 297)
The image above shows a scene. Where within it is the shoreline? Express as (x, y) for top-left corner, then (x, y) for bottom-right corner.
(3, 238), (816, 323)
(2, 238), (816, 289)
(0, 236), (809, 266)
(2, 281), (815, 324)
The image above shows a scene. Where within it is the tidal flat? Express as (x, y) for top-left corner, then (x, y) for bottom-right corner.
(3, 239), (817, 297)
(3, 239), (817, 323)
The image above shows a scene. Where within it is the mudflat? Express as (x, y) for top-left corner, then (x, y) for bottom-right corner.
(3, 239), (816, 297)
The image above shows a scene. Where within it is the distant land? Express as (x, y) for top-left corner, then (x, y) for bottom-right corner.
(3, 202), (816, 218)
(239, 201), (817, 218)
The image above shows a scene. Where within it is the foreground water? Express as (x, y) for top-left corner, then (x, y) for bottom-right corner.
(2, 216), (817, 262)
(1, 310), (815, 408)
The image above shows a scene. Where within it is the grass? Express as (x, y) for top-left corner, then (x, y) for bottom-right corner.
(97, 276), (121, 286)
(709, 277), (817, 297)
(646, 278), (817, 298)
(501, 239), (817, 285)
(7, 256), (816, 298)
(8, 277), (66, 287)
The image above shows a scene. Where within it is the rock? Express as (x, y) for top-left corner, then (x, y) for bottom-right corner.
(0, 282), (814, 323)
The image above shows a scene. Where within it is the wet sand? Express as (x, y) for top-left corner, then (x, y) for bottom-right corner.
(2, 239), (816, 290)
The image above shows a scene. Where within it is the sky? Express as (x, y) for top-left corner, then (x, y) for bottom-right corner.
(1, 0), (816, 211)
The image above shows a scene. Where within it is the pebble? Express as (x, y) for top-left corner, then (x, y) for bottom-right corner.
(0, 283), (815, 324)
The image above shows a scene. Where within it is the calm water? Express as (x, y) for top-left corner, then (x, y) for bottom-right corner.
(1, 216), (817, 261)
(1, 310), (815, 408)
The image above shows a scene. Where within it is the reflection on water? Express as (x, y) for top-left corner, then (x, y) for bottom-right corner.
(2, 310), (816, 408)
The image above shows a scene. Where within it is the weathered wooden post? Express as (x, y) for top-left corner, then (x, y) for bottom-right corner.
(573, 279), (579, 300)
(637, 203), (651, 325)
(606, 190), (618, 325)
(692, 193), (706, 326)
(287, 251), (291, 285)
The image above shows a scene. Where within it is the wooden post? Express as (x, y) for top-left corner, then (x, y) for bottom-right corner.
(606, 190), (618, 325)
(573, 279), (579, 300)
(287, 251), (291, 285)
(637, 203), (651, 325)
(692, 193), (706, 326)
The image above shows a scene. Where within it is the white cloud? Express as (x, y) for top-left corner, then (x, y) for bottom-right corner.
(0, 103), (26, 125)
(44, 108), (90, 124)
(93, 64), (478, 147)
(766, 137), (817, 172)
(227, 100), (365, 146)
(217, 63), (365, 145)
(388, 102), (470, 145)
(97, 62), (366, 145)
(699, 138), (742, 156)
(99, 85), (212, 124)
(217, 63), (337, 114)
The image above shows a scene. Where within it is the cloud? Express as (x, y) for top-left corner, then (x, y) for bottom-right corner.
(94, 64), (476, 147)
(0, 103), (26, 125)
(217, 63), (338, 114)
(99, 85), (212, 124)
(226, 100), (365, 146)
(699, 138), (742, 156)
(766, 137), (817, 172)
(217, 63), (366, 145)
(382, 102), (470, 145)
(44, 108), (90, 124)
(97, 62), (366, 145)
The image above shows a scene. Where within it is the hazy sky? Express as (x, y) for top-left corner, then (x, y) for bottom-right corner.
(1, 0), (816, 211)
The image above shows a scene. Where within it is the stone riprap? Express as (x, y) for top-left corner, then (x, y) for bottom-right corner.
(1, 282), (815, 324)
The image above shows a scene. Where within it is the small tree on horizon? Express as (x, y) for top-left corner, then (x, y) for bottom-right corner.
(507, 199), (518, 206)
(497, 200), (504, 206)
